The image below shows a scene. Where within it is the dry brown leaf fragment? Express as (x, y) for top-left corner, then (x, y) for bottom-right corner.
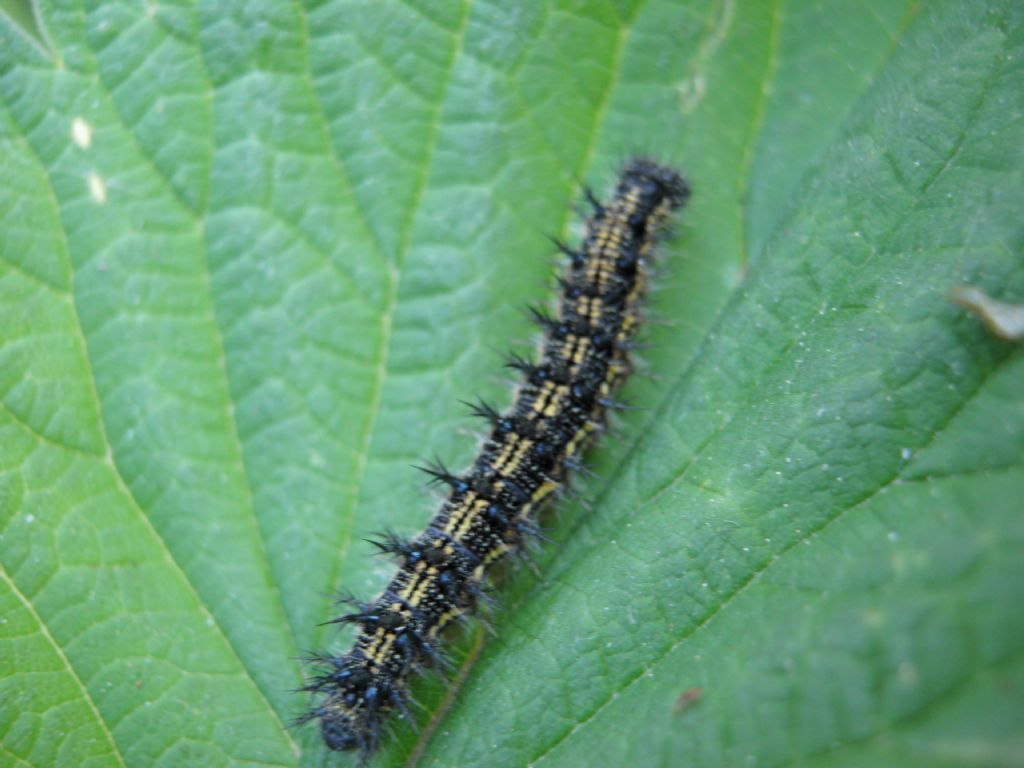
(949, 286), (1024, 341)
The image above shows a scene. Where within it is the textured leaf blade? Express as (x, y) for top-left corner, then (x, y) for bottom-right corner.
(0, 1), (1021, 768)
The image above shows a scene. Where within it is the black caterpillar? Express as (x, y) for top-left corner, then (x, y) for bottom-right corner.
(302, 159), (689, 761)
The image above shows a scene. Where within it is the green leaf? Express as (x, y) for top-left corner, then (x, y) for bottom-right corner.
(1, 1), (1021, 767)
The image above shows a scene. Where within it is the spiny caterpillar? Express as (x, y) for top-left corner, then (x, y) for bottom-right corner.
(302, 159), (689, 761)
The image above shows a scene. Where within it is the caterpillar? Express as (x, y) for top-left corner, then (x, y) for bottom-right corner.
(302, 158), (689, 761)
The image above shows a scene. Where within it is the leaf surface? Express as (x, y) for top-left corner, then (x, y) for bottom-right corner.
(1, 1), (1021, 767)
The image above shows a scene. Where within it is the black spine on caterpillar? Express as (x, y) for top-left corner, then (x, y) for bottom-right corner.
(303, 158), (689, 761)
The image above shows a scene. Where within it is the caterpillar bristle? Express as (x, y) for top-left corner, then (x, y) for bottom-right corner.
(415, 459), (467, 492)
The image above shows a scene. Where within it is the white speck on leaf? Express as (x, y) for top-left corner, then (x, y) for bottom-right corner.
(88, 173), (107, 203)
(71, 117), (92, 148)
